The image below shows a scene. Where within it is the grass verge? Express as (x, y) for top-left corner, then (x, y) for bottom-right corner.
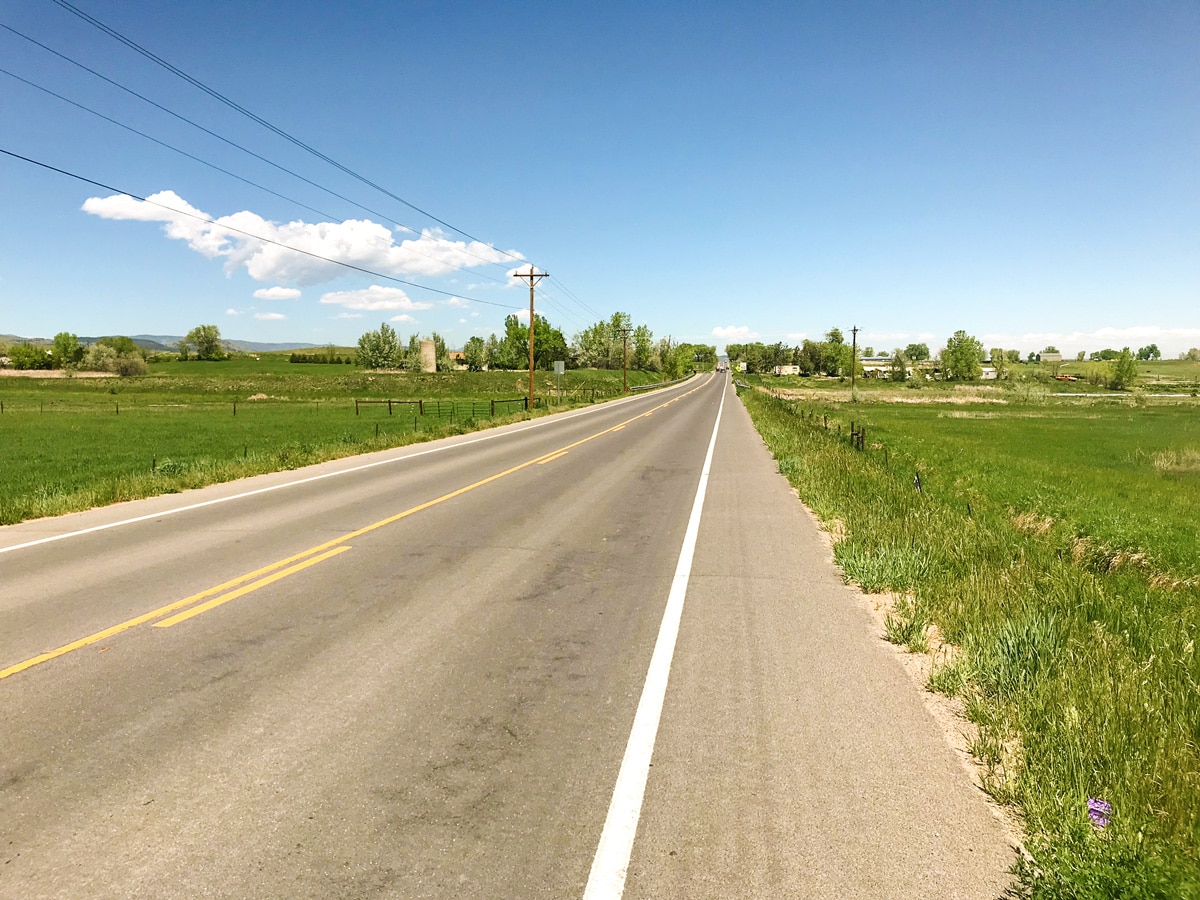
(739, 386), (1200, 898)
(0, 367), (665, 524)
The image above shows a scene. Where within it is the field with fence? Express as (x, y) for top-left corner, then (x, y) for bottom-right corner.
(738, 383), (1200, 897)
(0, 361), (665, 524)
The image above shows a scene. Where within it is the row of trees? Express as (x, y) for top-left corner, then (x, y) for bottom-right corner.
(2, 333), (149, 375)
(354, 311), (717, 379)
(727, 328), (1153, 390)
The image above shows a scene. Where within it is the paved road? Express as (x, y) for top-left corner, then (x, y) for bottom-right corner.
(0, 373), (1014, 898)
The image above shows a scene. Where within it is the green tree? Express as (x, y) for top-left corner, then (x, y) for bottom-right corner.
(571, 320), (611, 369)
(632, 324), (654, 370)
(9, 342), (52, 370)
(533, 316), (569, 369)
(1136, 344), (1161, 361)
(463, 336), (486, 372)
(52, 332), (83, 370)
(183, 324), (225, 360)
(888, 349), (909, 382)
(98, 335), (141, 356)
(1109, 347), (1138, 390)
(941, 330), (984, 380)
(494, 315), (528, 370)
(430, 332), (452, 371)
(356, 322), (401, 369)
(989, 348), (1008, 380)
(1182, 348), (1200, 362)
(81, 343), (118, 372)
(1005, 349), (1021, 364)
(484, 334), (502, 369)
(904, 342), (931, 362)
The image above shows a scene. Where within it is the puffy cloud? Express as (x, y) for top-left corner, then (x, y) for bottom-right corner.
(507, 264), (545, 281)
(83, 191), (523, 285)
(446, 297), (469, 308)
(225, 308), (240, 316)
(254, 286), (301, 300)
(255, 312), (286, 321)
(335, 312), (362, 319)
(712, 325), (759, 340)
(318, 285), (433, 311)
(390, 314), (416, 323)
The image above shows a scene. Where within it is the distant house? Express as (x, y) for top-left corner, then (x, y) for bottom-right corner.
(859, 356), (892, 378)
(1040, 352), (1063, 364)
(773, 364), (800, 376)
(448, 351), (467, 370)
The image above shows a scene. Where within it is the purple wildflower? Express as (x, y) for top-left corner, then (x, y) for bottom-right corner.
(1087, 798), (1112, 829)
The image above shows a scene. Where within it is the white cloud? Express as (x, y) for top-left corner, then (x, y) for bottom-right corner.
(390, 314), (416, 323)
(335, 312), (363, 319)
(459, 318), (467, 324)
(446, 297), (469, 308)
(255, 312), (286, 321)
(254, 286), (301, 300)
(83, 191), (524, 285)
(318, 285), (433, 311)
(506, 264), (546, 281)
(470, 311), (480, 318)
(225, 308), (240, 316)
(786, 332), (807, 341)
(712, 325), (759, 340)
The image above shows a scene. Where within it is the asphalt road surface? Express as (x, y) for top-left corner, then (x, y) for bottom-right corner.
(0, 373), (1015, 898)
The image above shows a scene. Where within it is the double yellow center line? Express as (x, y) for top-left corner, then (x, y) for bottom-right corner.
(0, 377), (711, 682)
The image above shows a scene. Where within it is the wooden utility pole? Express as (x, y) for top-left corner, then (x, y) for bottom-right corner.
(512, 268), (548, 410)
(617, 326), (632, 393)
(851, 324), (859, 398)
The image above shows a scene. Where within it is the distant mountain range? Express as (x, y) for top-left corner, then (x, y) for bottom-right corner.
(1, 334), (325, 352)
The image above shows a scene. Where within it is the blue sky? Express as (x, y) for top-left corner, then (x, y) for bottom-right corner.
(2, 1), (1197, 355)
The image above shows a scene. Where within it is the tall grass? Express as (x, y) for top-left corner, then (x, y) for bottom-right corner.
(741, 388), (1200, 897)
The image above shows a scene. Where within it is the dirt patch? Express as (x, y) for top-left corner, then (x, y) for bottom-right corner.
(0, 369), (114, 379)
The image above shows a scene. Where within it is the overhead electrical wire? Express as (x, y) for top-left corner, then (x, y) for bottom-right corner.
(38, 4), (609, 315)
(0, 22), (525, 287)
(50, 0), (529, 265)
(8, 9), (609, 325)
(0, 64), (525, 292)
(0, 147), (523, 311)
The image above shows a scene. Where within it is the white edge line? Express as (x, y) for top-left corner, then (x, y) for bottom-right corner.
(0, 376), (703, 557)
(582, 376), (727, 900)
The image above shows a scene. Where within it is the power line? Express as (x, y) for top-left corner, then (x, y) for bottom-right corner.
(0, 65), (337, 223)
(8, 12), (610, 323)
(0, 23), (528, 286)
(0, 64), (526, 291)
(0, 146), (523, 311)
(50, 0), (530, 266)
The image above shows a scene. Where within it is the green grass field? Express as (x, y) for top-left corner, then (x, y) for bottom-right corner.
(0, 364), (665, 524)
(739, 385), (1200, 897)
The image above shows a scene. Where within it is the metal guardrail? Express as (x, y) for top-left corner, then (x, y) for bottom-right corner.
(628, 372), (695, 393)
